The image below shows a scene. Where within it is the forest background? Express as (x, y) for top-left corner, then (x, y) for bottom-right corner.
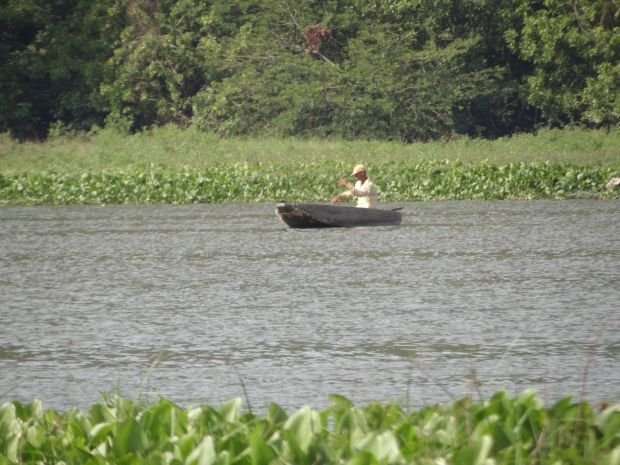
(1, 0), (619, 142)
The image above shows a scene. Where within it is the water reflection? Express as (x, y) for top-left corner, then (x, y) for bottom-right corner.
(1, 201), (619, 411)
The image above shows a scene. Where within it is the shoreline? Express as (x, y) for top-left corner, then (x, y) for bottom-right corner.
(1, 160), (619, 206)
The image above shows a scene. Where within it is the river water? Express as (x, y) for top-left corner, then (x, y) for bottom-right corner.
(1, 201), (619, 413)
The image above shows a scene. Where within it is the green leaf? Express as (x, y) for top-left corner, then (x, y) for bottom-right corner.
(268, 403), (288, 425)
(249, 430), (276, 465)
(283, 406), (321, 452)
(595, 404), (620, 429)
(90, 422), (114, 446)
(112, 417), (148, 457)
(330, 394), (354, 413)
(186, 436), (216, 465)
(600, 445), (620, 465)
(281, 430), (309, 465)
(452, 435), (493, 465)
(24, 400), (43, 420)
(346, 451), (376, 465)
(91, 403), (117, 423)
(353, 431), (405, 463)
(1, 433), (19, 462)
(217, 398), (242, 424)
(0, 403), (16, 425)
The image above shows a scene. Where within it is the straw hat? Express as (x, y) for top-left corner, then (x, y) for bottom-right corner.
(351, 164), (367, 176)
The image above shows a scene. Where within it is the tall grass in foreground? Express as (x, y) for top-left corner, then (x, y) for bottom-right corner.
(1, 127), (620, 174)
(2, 391), (620, 465)
(1, 161), (619, 205)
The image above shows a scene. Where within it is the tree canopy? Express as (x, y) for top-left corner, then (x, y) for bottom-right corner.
(1, 0), (619, 140)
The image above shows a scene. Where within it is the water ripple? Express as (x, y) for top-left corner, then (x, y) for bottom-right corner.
(1, 200), (619, 411)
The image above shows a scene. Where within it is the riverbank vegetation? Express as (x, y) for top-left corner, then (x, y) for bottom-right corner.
(2, 159), (619, 206)
(2, 127), (620, 175)
(2, 391), (620, 465)
(2, 0), (620, 141)
(2, 111), (620, 207)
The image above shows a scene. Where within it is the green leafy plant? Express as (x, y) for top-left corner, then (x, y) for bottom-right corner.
(1, 160), (619, 205)
(1, 391), (620, 465)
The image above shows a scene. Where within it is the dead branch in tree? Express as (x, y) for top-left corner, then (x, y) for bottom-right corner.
(304, 25), (336, 67)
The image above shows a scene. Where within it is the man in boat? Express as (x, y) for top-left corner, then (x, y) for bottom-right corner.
(331, 164), (377, 208)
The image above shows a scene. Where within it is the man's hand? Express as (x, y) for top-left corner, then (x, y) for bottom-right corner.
(331, 195), (341, 205)
(337, 178), (350, 188)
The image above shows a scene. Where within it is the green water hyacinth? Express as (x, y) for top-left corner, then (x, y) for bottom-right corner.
(1, 391), (620, 465)
(0, 161), (619, 205)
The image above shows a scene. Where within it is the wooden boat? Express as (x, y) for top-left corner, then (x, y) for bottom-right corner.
(275, 202), (402, 229)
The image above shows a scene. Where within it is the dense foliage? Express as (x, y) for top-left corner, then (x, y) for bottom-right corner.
(1, 0), (619, 140)
(1, 161), (619, 205)
(2, 391), (620, 465)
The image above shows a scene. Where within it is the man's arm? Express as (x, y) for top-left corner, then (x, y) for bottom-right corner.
(332, 189), (353, 205)
(332, 178), (355, 204)
(349, 181), (376, 198)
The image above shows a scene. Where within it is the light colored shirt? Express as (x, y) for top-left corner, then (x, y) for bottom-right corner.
(341, 179), (377, 208)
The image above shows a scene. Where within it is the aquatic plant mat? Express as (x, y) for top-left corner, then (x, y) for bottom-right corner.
(2, 391), (620, 465)
(1, 161), (619, 205)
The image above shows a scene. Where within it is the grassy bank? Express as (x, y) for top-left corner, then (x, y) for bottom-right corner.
(1, 161), (619, 205)
(2, 127), (619, 205)
(2, 391), (620, 465)
(2, 127), (620, 174)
